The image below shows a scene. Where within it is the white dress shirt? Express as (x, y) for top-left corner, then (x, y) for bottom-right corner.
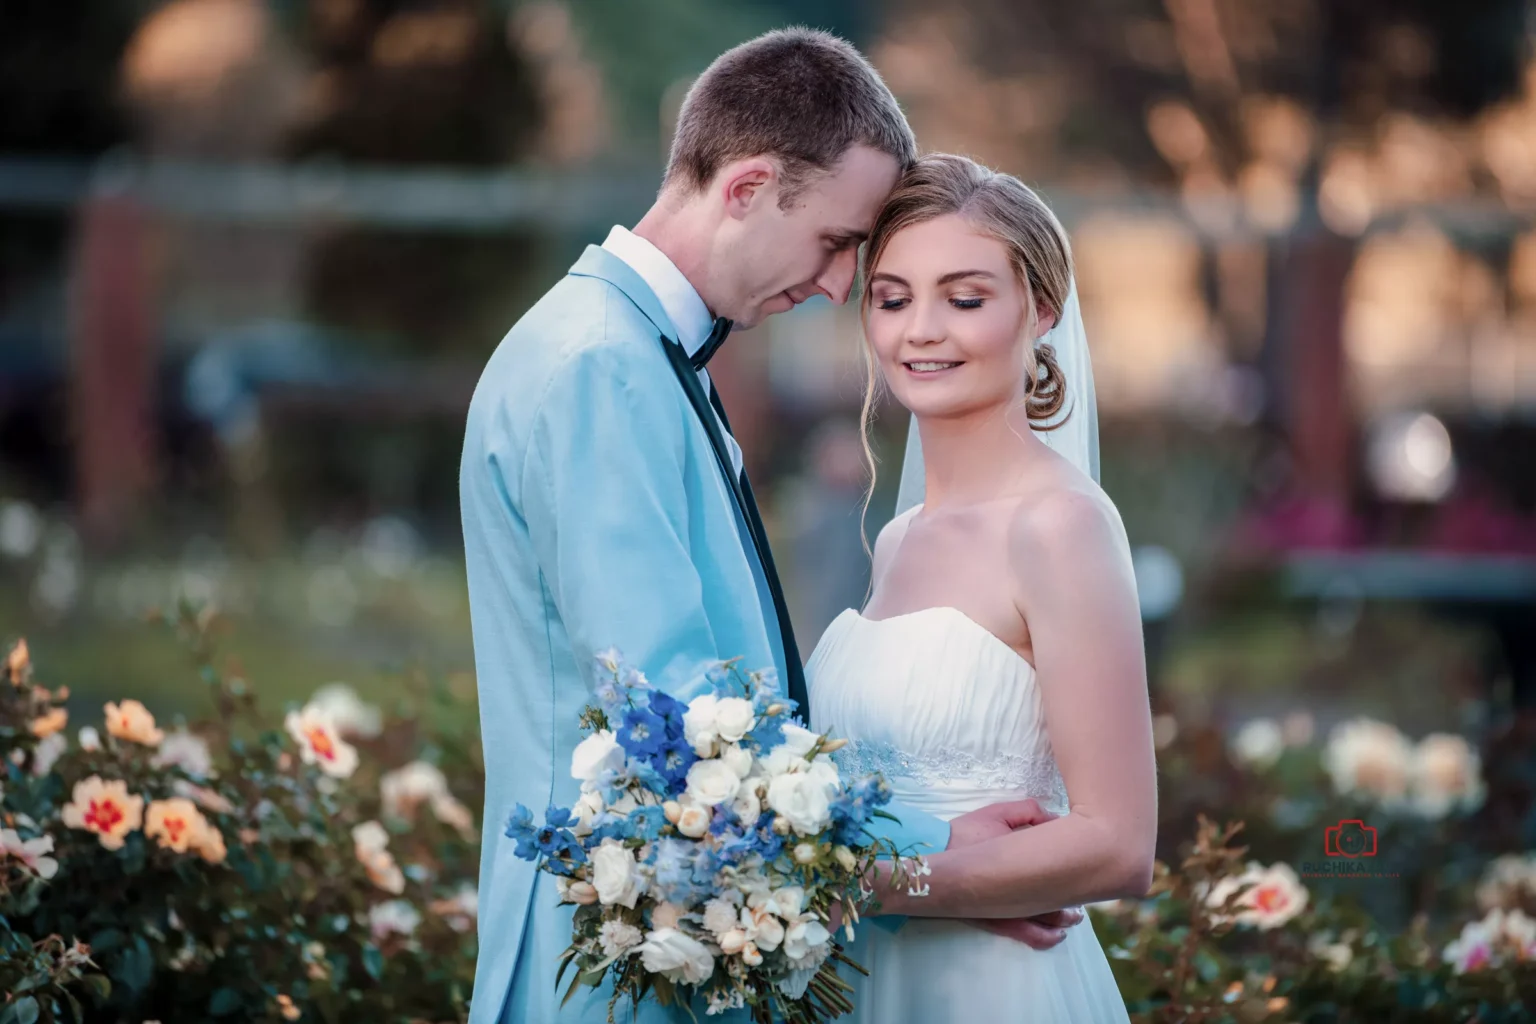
(601, 225), (743, 476)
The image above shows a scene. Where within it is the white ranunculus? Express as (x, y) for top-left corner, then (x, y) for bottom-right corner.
(638, 927), (715, 984)
(684, 694), (721, 754)
(783, 918), (831, 961)
(571, 730), (625, 783)
(676, 802), (711, 839)
(590, 839), (643, 908)
(730, 788), (761, 829)
(685, 759), (741, 807)
(766, 772), (832, 835)
(713, 698), (756, 743)
(572, 789), (605, 837)
(720, 742), (753, 780)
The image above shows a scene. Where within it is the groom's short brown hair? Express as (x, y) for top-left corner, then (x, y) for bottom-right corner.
(664, 27), (916, 206)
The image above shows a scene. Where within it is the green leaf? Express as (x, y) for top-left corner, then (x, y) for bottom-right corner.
(560, 972), (583, 1009)
(361, 944), (384, 981)
(79, 975), (110, 1004)
(0, 997), (40, 1024)
(208, 988), (244, 1016)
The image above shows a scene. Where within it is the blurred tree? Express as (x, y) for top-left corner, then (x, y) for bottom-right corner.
(873, 0), (1531, 507)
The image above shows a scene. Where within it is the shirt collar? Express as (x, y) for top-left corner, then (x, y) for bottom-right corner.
(600, 226), (715, 356)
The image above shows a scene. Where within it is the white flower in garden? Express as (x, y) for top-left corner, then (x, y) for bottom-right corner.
(61, 776), (144, 851)
(638, 927), (715, 984)
(1206, 862), (1308, 930)
(0, 828), (59, 879)
(368, 899), (421, 941)
(77, 726), (101, 752)
(720, 742), (752, 779)
(31, 732), (66, 776)
(105, 699), (165, 747)
(706, 989), (745, 1016)
(428, 884), (478, 932)
(352, 821), (390, 856)
(1476, 853), (1536, 911)
(152, 730), (214, 778)
(284, 705), (359, 779)
(1444, 914), (1497, 974)
(712, 698), (755, 743)
(1409, 733), (1485, 819)
(600, 919), (644, 957)
(1307, 932), (1353, 972)
(1231, 718), (1284, 769)
(741, 899), (785, 953)
(1323, 717), (1412, 807)
(308, 683), (383, 739)
(766, 772), (832, 835)
(591, 838), (643, 908)
(685, 759), (741, 807)
(570, 730), (625, 783)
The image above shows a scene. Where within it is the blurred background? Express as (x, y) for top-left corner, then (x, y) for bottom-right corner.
(3, 0), (1535, 880)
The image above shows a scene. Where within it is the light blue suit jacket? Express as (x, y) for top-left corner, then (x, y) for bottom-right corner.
(459, 246), (950, 1023)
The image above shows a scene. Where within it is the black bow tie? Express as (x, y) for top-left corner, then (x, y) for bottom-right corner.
(690, 317), (734, 371)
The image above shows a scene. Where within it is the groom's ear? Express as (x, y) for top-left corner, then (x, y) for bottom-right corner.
(719, 157), (778, 220)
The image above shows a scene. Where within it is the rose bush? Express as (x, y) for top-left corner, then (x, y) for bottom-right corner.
(4, 610), (1534, 1022)
(1, 607), (481, 1023)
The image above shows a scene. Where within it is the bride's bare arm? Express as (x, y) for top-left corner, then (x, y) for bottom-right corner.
(873, 488), (1158, 919)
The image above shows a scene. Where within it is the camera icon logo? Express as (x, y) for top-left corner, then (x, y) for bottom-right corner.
(1323, 819), (1378, 858)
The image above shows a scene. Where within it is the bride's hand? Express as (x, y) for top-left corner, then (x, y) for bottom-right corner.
(971, 906), (1085, 950)
(946, 798), (1056, 849)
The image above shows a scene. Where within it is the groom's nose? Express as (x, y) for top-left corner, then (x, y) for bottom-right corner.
(814, 247), (859, 305)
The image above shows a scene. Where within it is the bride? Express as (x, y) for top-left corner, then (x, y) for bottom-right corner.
(808, 154), (1157, 1021)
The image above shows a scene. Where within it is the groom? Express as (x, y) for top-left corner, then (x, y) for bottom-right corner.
(460, 28), (1080, 1023)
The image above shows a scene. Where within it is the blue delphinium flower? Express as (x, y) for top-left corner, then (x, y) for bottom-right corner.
(594, 676), (625, 710)
(618, 705), (667, 759)
(506, 804), (539, 860)
(646, 689), (686, 740)
(650, 839), (708, 904)
(628, 805), (668, 842)
(654, 736), (697, 794)
(629, 759), (672, 799)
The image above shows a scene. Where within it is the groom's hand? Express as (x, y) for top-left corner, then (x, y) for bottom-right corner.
(945, 798), (1053, 849)
(947, 799), (1085, 950)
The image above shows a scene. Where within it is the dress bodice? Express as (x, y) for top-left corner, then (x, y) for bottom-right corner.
(807, 607), (1070, 819)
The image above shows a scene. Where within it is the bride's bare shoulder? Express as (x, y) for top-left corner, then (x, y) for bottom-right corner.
(1005, 473), (1127, 565)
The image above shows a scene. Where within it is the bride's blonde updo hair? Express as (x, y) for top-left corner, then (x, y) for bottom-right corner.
(861, 152), (1075, 428)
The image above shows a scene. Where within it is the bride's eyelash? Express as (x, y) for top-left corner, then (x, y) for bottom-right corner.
(951, 297), (984, 309)
(877, 298), (908, 311)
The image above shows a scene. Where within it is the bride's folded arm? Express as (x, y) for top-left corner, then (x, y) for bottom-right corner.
(875, 488), (1159, 920)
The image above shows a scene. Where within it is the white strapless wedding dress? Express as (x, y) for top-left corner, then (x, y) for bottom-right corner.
(808, 607), (1130, 1023)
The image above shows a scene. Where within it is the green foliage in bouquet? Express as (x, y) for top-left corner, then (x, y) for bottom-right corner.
(0, 606), (482, 1024)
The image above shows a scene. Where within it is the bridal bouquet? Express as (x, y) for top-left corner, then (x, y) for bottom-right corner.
(507, 651), (930, 1022)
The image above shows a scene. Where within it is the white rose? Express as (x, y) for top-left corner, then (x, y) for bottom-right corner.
(685, 759), (741, 807)
(713, 698), (756, 743)
(590, 839), (643, 908)
(703, 897), (741, 937)
(571, 730), (625, 783)
(683, 695), (720, 754)
(766, 772), (832, 835)
(572, 789), (605, 837)
(676, 803), (711, 839)
(639, 927), (715, 984)
(742, 903), (785, 952)
(730, 788), (761, 829)
(778, 724), (822, 760)
(720, 742), (753, 780)
(805, 758), (841, 795)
